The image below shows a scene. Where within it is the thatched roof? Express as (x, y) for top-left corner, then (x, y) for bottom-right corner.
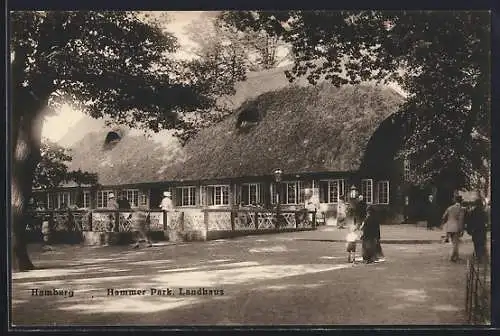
(61, 66), (405, 186)
(65, 125), (185, 186)
(58, 65), (308, 149)
(162, 83), (405, 182)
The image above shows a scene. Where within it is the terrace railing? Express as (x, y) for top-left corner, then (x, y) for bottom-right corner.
(202, 208), (317, 232)
(465, 252), (491, 325)
(26, 208), (317, 235)
(26, 209), (166, 233)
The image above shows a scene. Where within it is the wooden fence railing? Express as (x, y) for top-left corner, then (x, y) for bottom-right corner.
(26, 209), (166, 233)
(202, 208), (317, 232)
(26, 208), (318, 234)
(465, 253), (491, 325)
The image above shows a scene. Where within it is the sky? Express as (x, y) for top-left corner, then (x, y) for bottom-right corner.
(42, 11), (207, 142)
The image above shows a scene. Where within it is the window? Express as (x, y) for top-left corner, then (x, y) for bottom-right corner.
(103, 131), (121, 150)
(97, 190), (114, 208)
(207, 185), (230, 206)
(120, 189), (140, 207)
(241, 183), (261, 206)
(284, 181), (300, 204)
(403, 157), (411, 181)
(83, 191), (91, 208)
(236, 106), (261, 129)
(176, 186), (196, 207)
(139, 191), (148, 206)
(318, 179), (344, 203)
(361, 179), (373, 204)
(271, 181), (303, 205)
(377, 181), (390, 204)
(56, 192), (71, 208)
(286, 182), (298, 204)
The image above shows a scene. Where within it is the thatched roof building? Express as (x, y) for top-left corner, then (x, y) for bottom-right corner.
(61, 66), (312, 186)
(65, 82), (404, 186)
(163, 83), (405, 182)
(56, 55), (407, 191)
(64, 126), (185, 186)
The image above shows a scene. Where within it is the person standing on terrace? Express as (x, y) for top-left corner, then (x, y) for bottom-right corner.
(160, 191), (175, 226)
(304, 188), (320, 226)
(160, 191), (174, 211)
(107, 193), (119, 232)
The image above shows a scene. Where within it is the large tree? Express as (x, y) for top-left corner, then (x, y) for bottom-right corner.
(173, 12), (293, 143)
(188, 12), (291, 72)
(223, 10), (491, 201)
(10, 11), (229, 271)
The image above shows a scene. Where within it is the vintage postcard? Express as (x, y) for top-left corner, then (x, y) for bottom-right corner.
(9, 10), (491, 328)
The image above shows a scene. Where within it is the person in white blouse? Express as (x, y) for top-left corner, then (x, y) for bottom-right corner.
(337, 196), (347, 229)
(160, 191), (174, 211)
(304, 189), (320, 225)
(160, 191), (175, 230)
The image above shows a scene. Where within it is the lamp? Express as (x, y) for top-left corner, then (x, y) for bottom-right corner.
(350, 185), (358, 199)
(273, 168), (283, 228)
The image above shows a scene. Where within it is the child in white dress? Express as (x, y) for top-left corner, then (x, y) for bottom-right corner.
(345, 223), (360, 263)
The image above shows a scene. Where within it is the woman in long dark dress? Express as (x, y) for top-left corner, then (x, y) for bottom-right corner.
(466, 198), (488, 262)
(361, 206), (378, 264)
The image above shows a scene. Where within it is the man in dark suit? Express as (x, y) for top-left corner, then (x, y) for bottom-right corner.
(426, 194), (440, 230)
(118, 197), (131, 210)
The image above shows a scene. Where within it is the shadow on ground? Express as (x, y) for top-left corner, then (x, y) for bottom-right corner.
(11, 238), (474, 326)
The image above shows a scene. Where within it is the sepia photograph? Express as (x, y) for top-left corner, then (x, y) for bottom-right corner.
(9, 10), (491, 327)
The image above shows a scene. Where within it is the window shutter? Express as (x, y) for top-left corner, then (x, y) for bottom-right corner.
(200, 186), (206, 206)
(241, 184), (249, 206)
(298, 181), (305, 204)
(207, 186), (214, 206)
(270, 183), (275, 204)
(223, 185), (230, 205)
(366, 179), (373, 204)
(46, 193), (52, 209)
(176, 188), (181, 207)
(281, 183), (288, 204)
(195, 186), (200, 206)
(190, 187), (196, 206)
(386, 181), (390, 204)
(319, 181), (328, 203)
(233, 184), (238, 206)
(256, 184), (262, 205)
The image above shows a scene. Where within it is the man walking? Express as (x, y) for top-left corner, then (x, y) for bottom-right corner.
(440, 195), (466, 262)
(131, 210), (153, 248)
(426, 194), (440, 230)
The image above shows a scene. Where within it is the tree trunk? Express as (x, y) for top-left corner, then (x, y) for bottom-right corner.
(11, 88), (46, 272)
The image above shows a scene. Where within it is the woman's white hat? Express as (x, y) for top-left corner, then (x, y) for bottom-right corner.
(108, 193), (115, 199)
(163, 191), (172, 197)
